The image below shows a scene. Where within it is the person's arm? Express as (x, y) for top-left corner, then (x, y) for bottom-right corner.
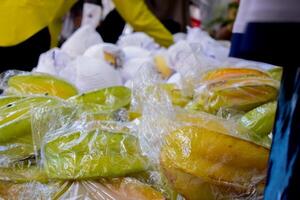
(112, 0), (174, 47)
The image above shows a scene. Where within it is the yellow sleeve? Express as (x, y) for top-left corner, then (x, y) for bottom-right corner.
(112, 0), (174, 47)
(0, 0), (76, 47)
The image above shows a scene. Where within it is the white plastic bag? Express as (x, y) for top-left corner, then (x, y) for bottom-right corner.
(117, 32), (160, 51)
(60, 56), (122, 92)
(121, 46), (151, 62)
(35, 48), (72, 76)
(61, 25), (103, 58)
(84, 43), (125, 68)
(121, 58), (154, 82)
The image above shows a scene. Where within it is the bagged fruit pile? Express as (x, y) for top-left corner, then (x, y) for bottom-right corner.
(0, 27), (282, 200)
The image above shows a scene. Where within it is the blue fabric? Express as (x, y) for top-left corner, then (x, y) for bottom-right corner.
(229, 22), (300, 200)
(264, 67), (300, 200)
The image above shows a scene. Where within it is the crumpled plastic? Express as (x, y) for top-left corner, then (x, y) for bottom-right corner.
(0, 178), (166, 200)
(61, 25), (103, 58)
(31, 103), (149, 180)
(35, 48), (72, 76)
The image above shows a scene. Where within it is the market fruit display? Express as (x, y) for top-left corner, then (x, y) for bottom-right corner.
(0, 25), (281, 198)
(68, 86), (131, 112)
(188, 69), (279, 113)
(239, 101), (277, 138)
(43, 129), (148, 179)
(6, 73), (78, 99)
(154, 55), (173, 79)
(160, 126), (269, 200)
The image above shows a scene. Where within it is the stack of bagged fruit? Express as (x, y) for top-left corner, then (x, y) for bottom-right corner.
(0, 63), (282, 199)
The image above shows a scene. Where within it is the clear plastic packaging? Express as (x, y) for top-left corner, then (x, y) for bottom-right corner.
(187, 67), (280, 115)
(0, 178), (166, 200)
(31, 103), (149, 180)
(0, 96), (61, 168)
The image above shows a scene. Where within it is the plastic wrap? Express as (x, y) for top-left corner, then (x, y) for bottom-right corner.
(54, 178), (165, 200)
(127, 64), (272, 199)
(138, 104), (269, 199)
(32, 102), (149, 180)
(0, 70), (78, 99)
(187, 67), (280, 115)
(0, 96), (61, 168)
(0, 181), (61, 200)
(68, 86), (132, 113)
(0, 178), (165, 200)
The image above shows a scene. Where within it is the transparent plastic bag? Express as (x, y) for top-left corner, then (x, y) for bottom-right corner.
(54, 178), (165, 200)
(138, 101), (270, 199)
(0, 181), (61, 200)
(129, 66), (271, 199)
(0, 178), (166, 200)
(187, 67), (280, 115)
(0, 96), (61, 168)
(32, 103), (149, 180)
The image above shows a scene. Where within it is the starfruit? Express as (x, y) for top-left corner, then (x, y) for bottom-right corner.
(68, 86), (131, 112)
(189, 76), (279, 114)
(154, 55), (174, 79)
(51, 178), (165, 200)
(267, 67), (283, 81)
(161, 84), (192, 107)
(7, 74), (78, 99)
(100, 178), (165, 200)
(0, 96), (60, 164)
(160, 126), (269, 200)
(43, 129), (148, 179)
(0, 96), (23, 107)
(239, 101), (277, 138)
(0, 165), (48, 183)
(201, 67), (271, 82)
